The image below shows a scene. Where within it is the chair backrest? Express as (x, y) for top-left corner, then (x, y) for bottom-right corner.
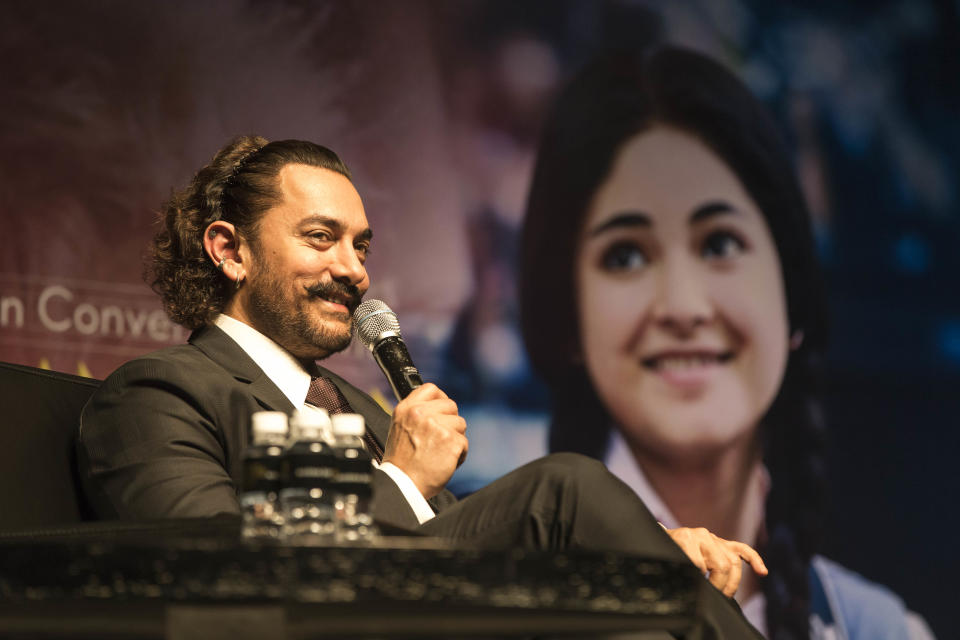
(0, 361), (100, 528)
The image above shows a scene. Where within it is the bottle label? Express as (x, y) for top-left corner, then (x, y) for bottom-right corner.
(334, 471), (371, 484)
(243, 450), (283, 493)
(294, 466), (335, 479)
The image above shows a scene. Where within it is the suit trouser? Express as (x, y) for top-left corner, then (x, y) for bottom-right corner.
(417, 453), (763, 639)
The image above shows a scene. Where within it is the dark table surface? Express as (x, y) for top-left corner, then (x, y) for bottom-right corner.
(0, 518), (703, 639)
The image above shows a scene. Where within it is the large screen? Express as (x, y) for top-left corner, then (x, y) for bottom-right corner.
(1, 2), (955, 635)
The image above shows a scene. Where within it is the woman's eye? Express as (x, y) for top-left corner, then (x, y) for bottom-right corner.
(600, 242), (647, 272)
(701, 231), (746, 260)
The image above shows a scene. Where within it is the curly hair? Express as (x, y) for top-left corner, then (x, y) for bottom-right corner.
(519, 47), (829, 639)
(148, 135), (352, 329)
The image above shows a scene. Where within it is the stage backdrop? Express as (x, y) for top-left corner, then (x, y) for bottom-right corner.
(1, 1), (956, 634)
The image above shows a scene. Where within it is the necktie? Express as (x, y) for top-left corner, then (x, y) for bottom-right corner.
(306, 375), (384, 463)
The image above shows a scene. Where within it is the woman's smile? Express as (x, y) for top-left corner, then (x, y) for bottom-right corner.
(640, 348), (736, 391)
(576, 126), (789, 456)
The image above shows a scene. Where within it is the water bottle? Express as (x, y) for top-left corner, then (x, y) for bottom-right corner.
(280, 408), (337, 545)
(330, 413), (378, 544)
(240, 411), (288, 542)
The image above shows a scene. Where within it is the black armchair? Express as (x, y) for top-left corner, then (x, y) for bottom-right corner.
(0, 361), (99, 528)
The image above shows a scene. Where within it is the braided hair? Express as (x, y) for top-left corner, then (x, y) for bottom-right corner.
(148, 135), (351, 328)
(519, 47), (828, 639)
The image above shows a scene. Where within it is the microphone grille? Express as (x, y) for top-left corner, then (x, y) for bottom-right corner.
(352, 299), (401, 348)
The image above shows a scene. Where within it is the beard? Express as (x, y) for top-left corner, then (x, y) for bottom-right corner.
(245, 270), (363, 360)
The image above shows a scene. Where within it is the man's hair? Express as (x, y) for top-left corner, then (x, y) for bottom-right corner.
(148, 136), (351, 329)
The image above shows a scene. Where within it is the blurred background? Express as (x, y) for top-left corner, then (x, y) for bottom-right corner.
(1, 1), (956, 634)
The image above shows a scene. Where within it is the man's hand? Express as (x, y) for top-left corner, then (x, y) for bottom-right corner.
(664, 526), (768, 597)
(382, 383), (467, 499)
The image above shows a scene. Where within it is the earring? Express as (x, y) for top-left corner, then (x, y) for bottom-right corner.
(236, 273), (244, 290)
(217, 258), (225, 271)
(208, 229), (218, 238)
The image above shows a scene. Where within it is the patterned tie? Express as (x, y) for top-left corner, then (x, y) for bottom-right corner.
(306, 375), (384, 463)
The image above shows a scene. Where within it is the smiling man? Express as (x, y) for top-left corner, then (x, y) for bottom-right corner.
(77, 136), (768, 638)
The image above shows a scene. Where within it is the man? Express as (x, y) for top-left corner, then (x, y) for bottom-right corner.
(78, 136), (766, 637)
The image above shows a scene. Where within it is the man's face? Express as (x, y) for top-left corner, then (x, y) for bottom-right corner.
(236, 163), (371, 360)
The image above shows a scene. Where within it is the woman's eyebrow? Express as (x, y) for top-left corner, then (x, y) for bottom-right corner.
(689, 201), (739, 223)
(588, 211), (651, 237)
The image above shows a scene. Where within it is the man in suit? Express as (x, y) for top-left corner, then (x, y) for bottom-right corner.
(79, 136), (766, 637)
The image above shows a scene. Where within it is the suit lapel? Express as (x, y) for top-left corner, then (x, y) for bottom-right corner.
(188, 324), (296, 414)
(189, 324), (391, 468)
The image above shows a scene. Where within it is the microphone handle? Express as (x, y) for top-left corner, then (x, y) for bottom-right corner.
(372, 335), (423, 401)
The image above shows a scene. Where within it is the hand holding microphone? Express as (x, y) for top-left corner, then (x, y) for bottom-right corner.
(353, 300), (468, 499)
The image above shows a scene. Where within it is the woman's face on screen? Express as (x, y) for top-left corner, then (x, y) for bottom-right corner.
(575, 126), (790, 464)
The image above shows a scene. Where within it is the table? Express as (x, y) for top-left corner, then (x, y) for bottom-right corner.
(0, 518), (705, 639)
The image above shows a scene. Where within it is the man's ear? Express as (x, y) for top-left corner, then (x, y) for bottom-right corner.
(203, 221), (245, 284)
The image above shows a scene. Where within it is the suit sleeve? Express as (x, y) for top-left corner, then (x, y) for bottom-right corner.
(77, 357), (242, 520)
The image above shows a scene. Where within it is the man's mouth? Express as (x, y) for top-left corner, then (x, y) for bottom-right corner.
(305, 282), (362, 312)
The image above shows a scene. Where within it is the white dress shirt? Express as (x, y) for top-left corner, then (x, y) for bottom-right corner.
(213, 314), (436, 524)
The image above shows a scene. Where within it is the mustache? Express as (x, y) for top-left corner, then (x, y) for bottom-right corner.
(304, 281), (364, 311)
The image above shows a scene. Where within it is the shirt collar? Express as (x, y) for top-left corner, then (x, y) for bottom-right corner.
(212, 314), (312, 408)
(603, 428), (769, 632)
(604, 429), (682, 529)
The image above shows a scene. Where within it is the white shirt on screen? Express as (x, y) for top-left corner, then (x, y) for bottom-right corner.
(605, 429), (935, 640)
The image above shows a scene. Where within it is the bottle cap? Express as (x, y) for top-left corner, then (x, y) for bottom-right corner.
(251, 411), (288, 443)
(290, 408), (330, 441)
(331, 413), (365, 437)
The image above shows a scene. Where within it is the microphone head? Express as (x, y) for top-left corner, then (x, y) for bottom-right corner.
(352, 299), (401, 349)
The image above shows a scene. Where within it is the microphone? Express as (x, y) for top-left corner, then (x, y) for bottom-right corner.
(352, 299), (423, 401)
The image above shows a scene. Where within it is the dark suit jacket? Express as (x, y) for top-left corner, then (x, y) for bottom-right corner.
(77, 324), (455, 528)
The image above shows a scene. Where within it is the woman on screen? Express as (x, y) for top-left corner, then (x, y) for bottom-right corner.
(518, 46), (932, 639)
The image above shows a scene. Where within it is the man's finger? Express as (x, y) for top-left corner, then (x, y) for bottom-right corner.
(404, 382), (447, 402)
(423, 398), (459, 416)
(701, 541), (732, 594)
(732, 541), (768, 576)
(446, 415), (467, 434)
(683, 546), (708, 576)
(456, 433), (469, 466)
(723, 550), (742, 598)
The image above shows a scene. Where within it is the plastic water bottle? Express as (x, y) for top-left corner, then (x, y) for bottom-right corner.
(240, 411), (288, 542)
(281, 408), (337, 545)
(330, 413), (378, 544)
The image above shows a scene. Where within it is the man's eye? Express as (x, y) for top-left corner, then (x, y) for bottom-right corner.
(355, 244), (371, 259)
(701, 231), (746, 260)
(308, 231), (333, 243)
(600, 242), (647, 272)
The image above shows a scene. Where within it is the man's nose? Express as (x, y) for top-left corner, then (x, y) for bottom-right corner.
(327, 241), (367, 286)
(649, 256), (713, 335)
